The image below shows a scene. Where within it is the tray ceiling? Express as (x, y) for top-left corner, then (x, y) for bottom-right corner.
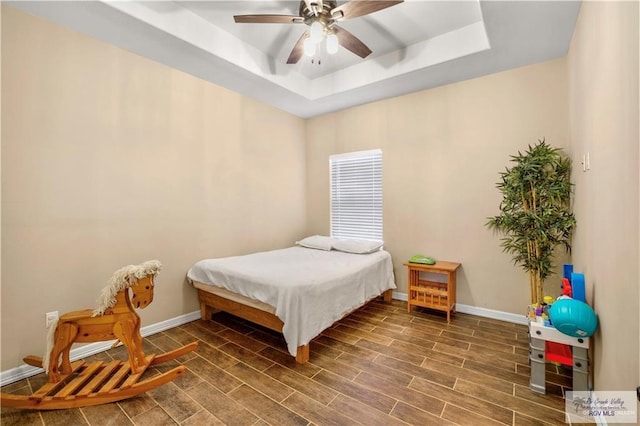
(9, 1), (581, 118)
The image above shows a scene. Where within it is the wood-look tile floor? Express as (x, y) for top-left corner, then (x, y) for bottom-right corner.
(1, 299), (573, 425)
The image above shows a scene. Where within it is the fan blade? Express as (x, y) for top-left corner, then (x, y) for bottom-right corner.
(287, 31), (309, 64)
(234, 15), (304, 24)
(333, 25), (372, 58)
(331, 1), (403, 21)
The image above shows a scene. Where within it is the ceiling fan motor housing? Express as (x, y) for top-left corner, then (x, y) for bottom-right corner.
(300, 0), (338, 26)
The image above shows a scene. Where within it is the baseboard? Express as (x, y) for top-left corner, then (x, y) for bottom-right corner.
(392, 291), (528, 325)
(0, 310), (201, 386)
(391, 290), (408, 301)
(455, 303), (528, 325)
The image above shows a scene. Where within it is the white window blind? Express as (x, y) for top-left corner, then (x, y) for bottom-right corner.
(330, 149), (382, 241)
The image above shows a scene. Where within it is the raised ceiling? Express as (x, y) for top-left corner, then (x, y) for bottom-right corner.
(9, 1), (581, 118)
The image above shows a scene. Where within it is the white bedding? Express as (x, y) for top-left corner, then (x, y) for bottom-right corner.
(187, 246), (396, 356)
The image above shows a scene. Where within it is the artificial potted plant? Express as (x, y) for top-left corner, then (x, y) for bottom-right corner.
(486, 139), (576, 305)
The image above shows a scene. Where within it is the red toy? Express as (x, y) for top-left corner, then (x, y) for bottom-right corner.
(545, 341), (573, 366)
(561, 278), (572, 297)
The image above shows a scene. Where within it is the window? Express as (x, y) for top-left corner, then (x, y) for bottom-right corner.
(330, 149), (382, 241)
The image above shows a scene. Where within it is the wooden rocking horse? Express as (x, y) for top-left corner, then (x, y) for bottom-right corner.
(1, 260), (197, 410)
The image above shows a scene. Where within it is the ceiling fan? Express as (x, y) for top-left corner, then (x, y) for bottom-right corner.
(233, 0), (404, 64)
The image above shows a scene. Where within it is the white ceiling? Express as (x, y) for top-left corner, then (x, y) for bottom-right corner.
(9, 1), (581, 118)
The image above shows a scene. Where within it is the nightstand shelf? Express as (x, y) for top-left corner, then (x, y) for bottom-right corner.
(404, 261), (461, 322)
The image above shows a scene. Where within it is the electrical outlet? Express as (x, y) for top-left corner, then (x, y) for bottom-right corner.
(45, 311), (59, 328)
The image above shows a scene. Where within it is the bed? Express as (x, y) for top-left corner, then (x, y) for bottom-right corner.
(186, 240), (396, 363)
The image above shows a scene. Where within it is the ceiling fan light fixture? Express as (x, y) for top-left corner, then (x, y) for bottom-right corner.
(326, 33), (339, 54)
(233, 0), (405, 64)
(303, 37), (317, 57)
(309, 21), (324, 42)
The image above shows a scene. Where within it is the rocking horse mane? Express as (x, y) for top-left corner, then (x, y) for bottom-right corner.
(92, 260), (162, 317)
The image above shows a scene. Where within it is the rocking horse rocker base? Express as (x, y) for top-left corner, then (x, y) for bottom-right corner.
(1, 343), (197, 410)
(0, 260), (198, 410)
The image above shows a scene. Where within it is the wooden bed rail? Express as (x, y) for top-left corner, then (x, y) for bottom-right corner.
(198, 290), (310, 363)
(197, 288), (394, 364)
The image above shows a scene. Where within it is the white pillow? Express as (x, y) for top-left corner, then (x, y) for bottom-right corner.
(295, 235), (334, 251)
(332, 238), (384, 254)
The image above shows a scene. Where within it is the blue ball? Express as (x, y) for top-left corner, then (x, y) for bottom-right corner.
(549, 298), (598, 337)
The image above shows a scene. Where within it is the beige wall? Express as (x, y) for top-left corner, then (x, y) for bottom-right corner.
(1, 6), (306, 370)
(306, 59), (571, 314)
(567, 1), (639, 391)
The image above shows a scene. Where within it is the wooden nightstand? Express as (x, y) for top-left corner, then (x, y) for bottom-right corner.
(404, 261), (461, 322)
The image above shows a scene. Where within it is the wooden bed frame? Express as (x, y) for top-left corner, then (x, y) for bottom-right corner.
(198, 288), (393, 364)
